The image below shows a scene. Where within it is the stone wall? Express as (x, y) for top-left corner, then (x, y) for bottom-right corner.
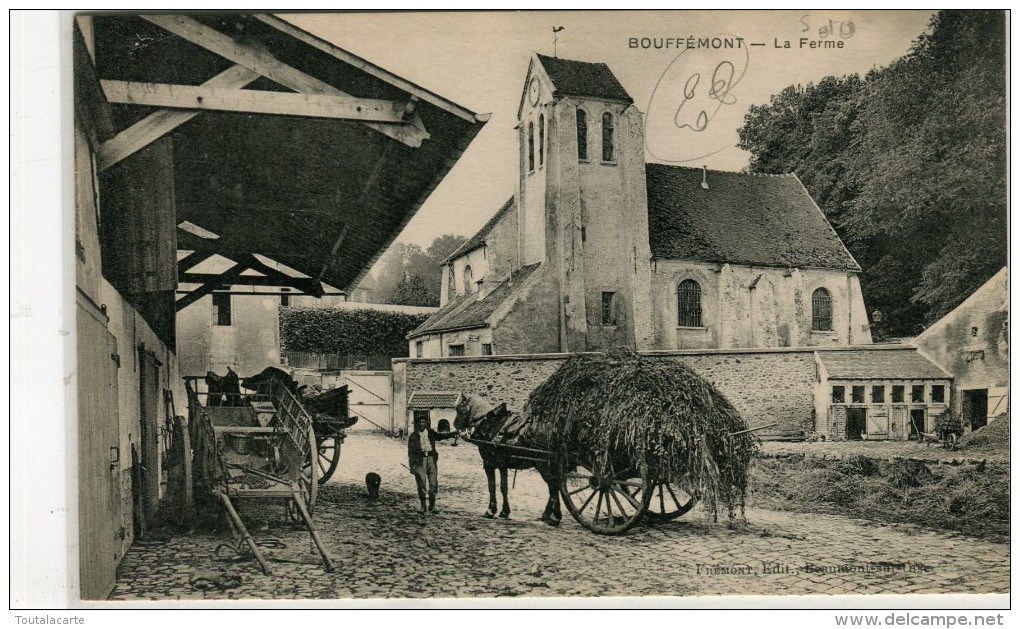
(395, 347), (821, 435)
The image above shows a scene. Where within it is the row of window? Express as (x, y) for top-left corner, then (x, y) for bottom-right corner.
(414, 341), (493, 358)
(576, 109), (615, 163)
(676, 280), (835, 331)
(526, 109), (618, 173)
(449, 264), (475, 298)
(832, 384), (946, 405)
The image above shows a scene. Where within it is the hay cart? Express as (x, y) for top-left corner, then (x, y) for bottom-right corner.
(463, 407), (753, 535)
(185, 376), (335, 575)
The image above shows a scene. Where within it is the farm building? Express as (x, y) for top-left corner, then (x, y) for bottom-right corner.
(914, 267), (1009, 432)
(73, 13), (485, 598)
(408, 53), (873, 358)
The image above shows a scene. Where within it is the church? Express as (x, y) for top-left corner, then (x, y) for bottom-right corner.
(408, 54), (872, 358)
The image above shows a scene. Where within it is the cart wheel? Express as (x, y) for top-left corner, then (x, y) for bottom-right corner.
(308, 435), (342, 484)
(560, 458), (650, 535)
(945, 433), (958, 451)
(643, 481), (698, 522)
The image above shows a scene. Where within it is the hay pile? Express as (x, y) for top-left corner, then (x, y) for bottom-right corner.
(524, 348), (758, 519)
(958, 416), (1009, 454)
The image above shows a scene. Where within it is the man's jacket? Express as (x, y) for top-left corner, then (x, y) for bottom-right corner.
(407, 428), (457, 470)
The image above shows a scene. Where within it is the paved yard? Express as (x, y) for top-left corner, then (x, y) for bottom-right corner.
(110, 432), (1009, 600)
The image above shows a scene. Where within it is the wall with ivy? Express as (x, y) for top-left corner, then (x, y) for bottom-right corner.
(280, 306), (430, 358)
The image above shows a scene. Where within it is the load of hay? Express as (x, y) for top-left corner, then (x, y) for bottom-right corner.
(524, 348), (759, 520)
(958, 415), (1010, 454)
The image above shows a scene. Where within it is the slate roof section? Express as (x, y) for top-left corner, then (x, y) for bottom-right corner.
(408, 263), (542, 337)
(536, 54), (633, 104)
(441, 197), (516, 264)
(646, 164), (860, 271)
(408, 391), (462, 409)
(818, 350), (951, 380)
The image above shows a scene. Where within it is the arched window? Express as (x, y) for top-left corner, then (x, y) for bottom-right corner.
(812, 288), (833, 331)
(463, 265), (474, 294)
(576, 109), (588, 161)
(527, 122), (535, 172)
(448, 265), (457, 298)
(678, 279), (702, 327)
(602, 112), (615, 162)
(538, 114), (545, 167)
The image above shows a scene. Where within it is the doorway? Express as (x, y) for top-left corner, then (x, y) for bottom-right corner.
(909, 408), (926, 439)
(846, 408), (867, 440)
(963, 389), (989, 431)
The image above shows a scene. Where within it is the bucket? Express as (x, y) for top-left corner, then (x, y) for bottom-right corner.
(229, 433), (251, 455)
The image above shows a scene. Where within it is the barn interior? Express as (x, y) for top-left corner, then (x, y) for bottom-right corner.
(74, 13), (486, 598)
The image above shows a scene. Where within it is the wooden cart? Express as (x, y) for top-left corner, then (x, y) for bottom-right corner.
(186, 376), (335, 575)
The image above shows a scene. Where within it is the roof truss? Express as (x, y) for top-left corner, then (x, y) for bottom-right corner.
(90, 14), (430, 172)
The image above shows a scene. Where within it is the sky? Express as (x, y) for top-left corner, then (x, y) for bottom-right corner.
(284, 10), (937, 255)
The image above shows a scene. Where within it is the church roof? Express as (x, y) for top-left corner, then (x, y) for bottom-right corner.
(646, 164), (861, 271)
(818, 349), (951, 380)
(441, 196), (516, 264)
(408, 263), (542, 338)
(536, 54), (633, 104)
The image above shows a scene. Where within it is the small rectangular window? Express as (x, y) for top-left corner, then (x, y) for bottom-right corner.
(851, 386), (865, 404)
(415, 341), (423, 358)
(280, 292), (290, 307)
(213, 293), (232, 327)
(911, 385), (925, 403)
(481, 343), (493, 356)
(892, 385), (905, 403)
(871, 386), (885, 404)
(448, 344), (465, 357)
(931, 385), (945, 404)
(601, 292), (617, 326)
(831, 386), (845, 404)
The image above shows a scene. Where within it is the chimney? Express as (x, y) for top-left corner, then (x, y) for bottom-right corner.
(701, 165), (709, 190)
(476, 278), (486, 301)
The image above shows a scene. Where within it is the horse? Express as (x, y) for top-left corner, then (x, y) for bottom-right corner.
(205, 368), (241, 406)
(454, 393), (563, 525)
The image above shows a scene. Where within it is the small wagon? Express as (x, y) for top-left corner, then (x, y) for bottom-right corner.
(186, 376), (335, 574)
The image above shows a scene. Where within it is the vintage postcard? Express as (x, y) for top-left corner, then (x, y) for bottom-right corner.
(54, 9), (1008, 610)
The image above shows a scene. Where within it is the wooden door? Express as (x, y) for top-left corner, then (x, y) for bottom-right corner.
(77, 297), (122, 600)
(138, 347), (162, 526)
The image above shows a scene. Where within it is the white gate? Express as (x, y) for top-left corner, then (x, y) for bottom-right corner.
(322, 371), (393, 433)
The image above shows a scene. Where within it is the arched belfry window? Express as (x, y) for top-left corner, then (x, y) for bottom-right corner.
(463, 265), (474, 295)
(812, 288), (833, 331)
(448, 265), (457, 298)
(576, 109), (588, 161)
(527, 122), (535, 172)
(678, 279), (702, 327)
(602, 112), (615, 162)
(538, 114), (545, 167)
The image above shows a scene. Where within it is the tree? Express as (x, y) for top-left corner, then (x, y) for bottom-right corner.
(356, 234), (467, 307)
(737, 10), (1006, 336)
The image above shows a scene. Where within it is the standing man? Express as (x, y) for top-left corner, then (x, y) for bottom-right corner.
(407, 415), (458, 514)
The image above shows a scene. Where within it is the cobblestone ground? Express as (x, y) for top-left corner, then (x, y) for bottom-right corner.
(110, 433), (1009, 601)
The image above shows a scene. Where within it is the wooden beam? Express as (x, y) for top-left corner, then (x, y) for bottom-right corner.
(141, 15), (429, 148)
(176, 250), (214, 275)
(100, 80), (413, 123)
(178, 273), (320, 294)
(254, 15), (483, 124)
(245, 256), (324, 297)
(98, 64), (260, 171)
(175, 262), (250, 312)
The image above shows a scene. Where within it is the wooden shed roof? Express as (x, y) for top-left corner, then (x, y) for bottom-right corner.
(86, 14), (488, 297)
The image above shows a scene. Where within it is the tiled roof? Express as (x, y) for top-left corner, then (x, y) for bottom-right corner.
(536, 54), (633, 104)
(408, 263), (542, 337)
(646, 165), (860, 271)
(408, 391), (462, 409)
(818, 350), (951, 380)
(441, 197), (515, 264)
